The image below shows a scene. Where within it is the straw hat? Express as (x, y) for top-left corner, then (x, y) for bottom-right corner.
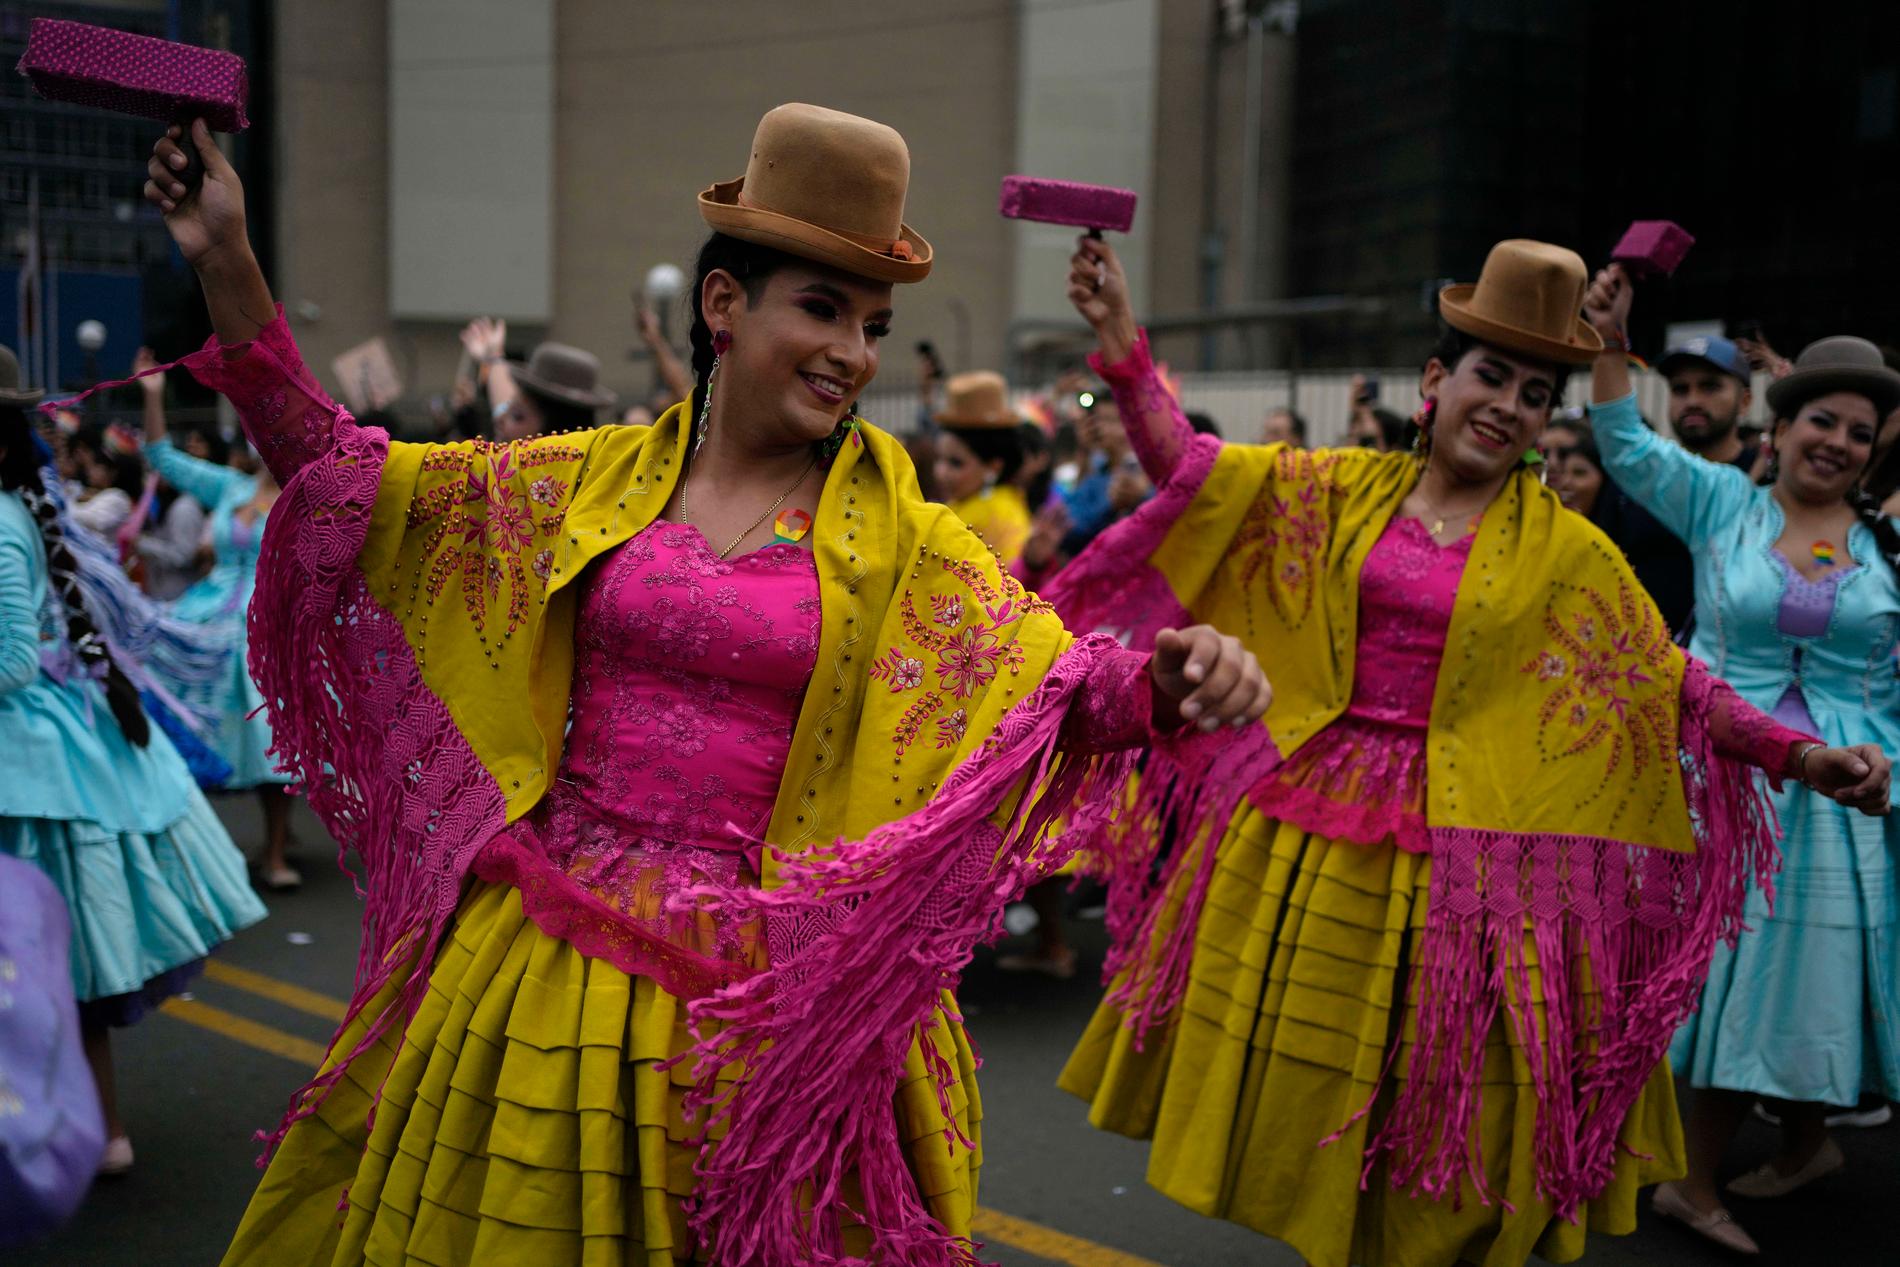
(700, 103), (932, 284)
(1765, 336), (1900, 420)
(935, 371), (1018, 429)
(0, 344), (44, 406)
(509, 342), (616, 411)
(1438, 240), (1604, 367)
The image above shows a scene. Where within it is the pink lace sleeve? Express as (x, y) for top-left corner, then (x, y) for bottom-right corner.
(1682, 657), (1815, 787)
(183, 305), (350, 484)
(1060, 645), (1164, 754)
(1089, 329), (1194, 485)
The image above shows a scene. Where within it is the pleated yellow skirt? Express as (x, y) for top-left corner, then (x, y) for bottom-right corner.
(221, 879), (981, 1266)
(1059, 807), (1682, 1267)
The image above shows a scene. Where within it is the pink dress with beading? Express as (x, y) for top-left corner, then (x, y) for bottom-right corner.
(473, 522), (820, 990)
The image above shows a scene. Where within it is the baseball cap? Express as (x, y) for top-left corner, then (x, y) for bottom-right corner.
(1657, 335), (1750, 384)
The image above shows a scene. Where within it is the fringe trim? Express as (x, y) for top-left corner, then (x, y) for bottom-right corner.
(663, 634), (1253, 1266)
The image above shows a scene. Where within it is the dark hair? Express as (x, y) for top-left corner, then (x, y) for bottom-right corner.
(516, 387), (597, 436)
(1185, 411), (1223, 438)
(1558, 426), (1603, 473)
(943, 423), (1025, 485)
(1269, 408), (1308, 443)
(1429, 324), (1574, 403)
(1369, 406), (1405, 450)
(179, 422), (230, 467)
(687, 232), (801, 421)
(72, 426), (143, 498)
(1016, 422), (1053, 509)
(0, 406), (149, 746)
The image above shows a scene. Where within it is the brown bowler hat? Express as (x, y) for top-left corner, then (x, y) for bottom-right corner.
(1765, 336), (1900, 420)
(510, 342), (616, 411)
(1438, 240), (1604, 367)
(935, 371), (1019, 429)
(0, 344), (44, 406)
(700, 103), (932, 285)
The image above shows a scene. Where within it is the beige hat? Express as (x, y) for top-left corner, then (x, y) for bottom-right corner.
(1766, 336), (1900, 420)
(509, 342), (616, 411)
(935, 371), (1018, 429)
(699, 103), (932, 285)
(1438, 240), (1604, 367)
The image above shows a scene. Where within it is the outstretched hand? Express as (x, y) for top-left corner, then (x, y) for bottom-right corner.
(144, 119), (246, 268)
(1150, 626), (1271, 733)
(1800, 743), (1891, 816)
(1068, 235), (1137, 364)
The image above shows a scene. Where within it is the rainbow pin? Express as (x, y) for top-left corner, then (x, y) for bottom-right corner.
(1811, 540), (1837, 568)
(773, 508), (812, 546)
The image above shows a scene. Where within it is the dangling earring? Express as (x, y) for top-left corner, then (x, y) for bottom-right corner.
(695, 330), (732, 458)
(1411, 398), (1436, 459)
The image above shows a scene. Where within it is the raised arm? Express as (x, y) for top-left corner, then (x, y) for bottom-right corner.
(637, 306), (695, 408)
(141, 436), (248, 513)
(144, 121), (347, 482)
(1580, 264), (1752, 548)
(1069, 237), (1193, 483)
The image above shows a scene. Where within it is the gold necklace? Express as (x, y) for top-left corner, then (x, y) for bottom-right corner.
(678, 454), (818, 560)
(1413, 489), (1492, 538)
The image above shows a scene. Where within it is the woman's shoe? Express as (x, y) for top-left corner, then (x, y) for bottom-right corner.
(96, 1135), (134, 1177)
(260, 863), (303, 892)
(1652, 1182), (1760, 1255)
(1727, 1137), (1845, 1199)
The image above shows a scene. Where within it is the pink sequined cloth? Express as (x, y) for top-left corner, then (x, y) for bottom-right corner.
(473, 522), (819, 987)
(16, 19), (250, 133)
(1250, 515), (1470, 851)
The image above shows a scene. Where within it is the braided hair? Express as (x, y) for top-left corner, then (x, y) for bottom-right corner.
(1849, 484), (1900, 582)
(685, 232), (799, 422)
(0, 405), (149, 746)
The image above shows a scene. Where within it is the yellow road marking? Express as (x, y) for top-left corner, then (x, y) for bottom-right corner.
(159, 997), (330, 1069)
(202, 957), (350, 1022)
(167, 965), (1153, 1266)
(971, 1208), (1167, 1267)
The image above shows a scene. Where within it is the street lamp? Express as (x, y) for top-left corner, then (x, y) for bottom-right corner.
(75, 320), (107, 414)
(643, 263), (687, 338)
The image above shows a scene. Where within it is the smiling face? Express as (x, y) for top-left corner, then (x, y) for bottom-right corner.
(1419, 341), (1561, 485)
(1772, 389), (1878, 504)
(933, 430), (994, 502)
(1667, 365), (1750, 449)
(704, 263), (893, 447)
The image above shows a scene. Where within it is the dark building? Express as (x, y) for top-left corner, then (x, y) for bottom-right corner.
(1, 0), (272, 400)
(1285, 0), (1900, 367)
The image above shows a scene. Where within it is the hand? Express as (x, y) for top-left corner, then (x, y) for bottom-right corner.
(1582, 264), (1633, 341)
(1108, 466), (1150, 513)
(459, 316), (506, 362)
(144, 120), (247, 268)
(1150, 625), (1271, 733)
(1067, 236), (1137, 362)
(1799, 743), (1891, 815)
(635, 306), (664, 347)
(1735, 335), (1790, 379)
(1022, 499), (1071, 569)
(132, 346), (165, 397)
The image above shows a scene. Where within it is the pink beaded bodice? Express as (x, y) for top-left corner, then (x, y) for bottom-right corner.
(472, 521), (819, 982)
(1251, 515), (1472, 851)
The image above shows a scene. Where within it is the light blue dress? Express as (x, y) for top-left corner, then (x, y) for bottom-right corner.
(0, 491), (266, 1018)
(1591, 392), (1900, 1106)
(144, 438), (287, 788)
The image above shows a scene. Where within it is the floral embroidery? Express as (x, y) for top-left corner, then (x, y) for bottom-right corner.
(1229, 449), (1347, 632)
(1519, 581), (1677, 811)
(405, 438), (584, 636)
(873, 556), (1052, 757)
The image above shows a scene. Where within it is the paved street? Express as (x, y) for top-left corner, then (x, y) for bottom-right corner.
(12, 793), (1893, 1266)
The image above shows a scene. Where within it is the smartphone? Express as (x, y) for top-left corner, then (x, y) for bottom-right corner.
(916, 340), (945, 378)
(1356, 376), (1380, 404)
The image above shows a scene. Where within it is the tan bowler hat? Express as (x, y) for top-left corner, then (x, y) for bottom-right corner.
(699, 103), (932, 285)
(935, 371), (1019, 429)
(0, 344), (43, 406)
(1438, 240), (1604, 367)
